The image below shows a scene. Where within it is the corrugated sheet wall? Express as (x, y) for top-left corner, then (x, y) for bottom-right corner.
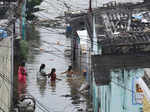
(0, 38), (12, 112)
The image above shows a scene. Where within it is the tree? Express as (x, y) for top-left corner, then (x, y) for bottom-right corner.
(26, 0), (43, 20)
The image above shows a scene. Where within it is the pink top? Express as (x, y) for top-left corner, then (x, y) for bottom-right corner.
(18, 66), (27, 82)
(49, 73), (56, 81)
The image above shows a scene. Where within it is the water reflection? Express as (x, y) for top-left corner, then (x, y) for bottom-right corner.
(21, 25), (91, 111)
(65, 76), (87, 110)
(50, 81), (56, 92)
(36, 77), (47, 96)
(18, 80), (27, 98)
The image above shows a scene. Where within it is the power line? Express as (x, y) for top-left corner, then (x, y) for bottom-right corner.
(43, 0), (84, 11)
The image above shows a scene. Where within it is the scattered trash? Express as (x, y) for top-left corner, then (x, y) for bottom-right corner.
(79, 81), (89, 92)
(16, 95), (36, 112)
(87, 108), (93, 112)
(61, 94), (72, 98)
(49, 59), (54, 61)
(40, 48), (44, 51)
(64, 49), (71, 56)
(78, 108), (83, 111)
(56, 41), (60, 45)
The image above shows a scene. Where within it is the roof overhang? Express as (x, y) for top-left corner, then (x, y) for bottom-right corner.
(92, 55), (150, 86)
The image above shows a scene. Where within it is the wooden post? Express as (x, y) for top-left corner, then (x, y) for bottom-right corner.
(89, 0), (92, 12)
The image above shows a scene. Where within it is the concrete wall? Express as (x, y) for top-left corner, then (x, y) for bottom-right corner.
(0, 38), (12, 112)
(92, 69), (144, 112)
(143, 96), (150, 112)
(92, 77), (99, 112)
(108, 69), (143, 112)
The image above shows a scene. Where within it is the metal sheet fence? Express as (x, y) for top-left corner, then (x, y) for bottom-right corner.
(0, 38), (12, 112)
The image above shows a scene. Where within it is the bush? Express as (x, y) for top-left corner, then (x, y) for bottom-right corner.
(26, 0), (43, 20)
(19, 40), (29, 60)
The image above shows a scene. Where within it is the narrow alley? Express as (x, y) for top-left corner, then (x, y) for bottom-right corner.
(21, 27), (90, 112)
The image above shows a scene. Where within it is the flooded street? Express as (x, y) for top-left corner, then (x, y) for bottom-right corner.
(16, 0), (95, 111)
(21, 27), (89, 112)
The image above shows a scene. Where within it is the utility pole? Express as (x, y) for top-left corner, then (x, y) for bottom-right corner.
(10, 17), (15, 111)
(89, 0), (92, 12)
(92, 14), (98, 55)
(89, 0), (98, 55)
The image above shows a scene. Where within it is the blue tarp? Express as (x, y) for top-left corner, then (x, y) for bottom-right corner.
(132, 15), (143, 20)
(66, 26), (72, 32)
(0, 29), (7, 38)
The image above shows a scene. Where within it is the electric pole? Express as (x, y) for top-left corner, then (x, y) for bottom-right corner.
(89, 0), (92, 12)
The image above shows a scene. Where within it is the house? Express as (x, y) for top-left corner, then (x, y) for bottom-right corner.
(92, 55), (150, 112)
(90, 1), (150, 112)
(65, 1), (150, 112)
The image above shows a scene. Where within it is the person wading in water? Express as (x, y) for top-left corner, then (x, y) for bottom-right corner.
(48, 68), (61, 82)
(61, 66), (78, 77)
(39, 64), (47, 76)
(18, 62), (27, 82)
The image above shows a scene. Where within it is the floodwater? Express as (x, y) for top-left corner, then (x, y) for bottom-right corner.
(16, 0), (97, 111)
(16, 25), (91, 112)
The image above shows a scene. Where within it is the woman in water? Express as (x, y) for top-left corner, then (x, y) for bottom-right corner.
(18, 62), (27, 82)
(39, 64), (47, 76)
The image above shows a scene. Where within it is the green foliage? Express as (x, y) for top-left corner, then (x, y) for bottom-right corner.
(26, 23), (40, 41)
(26, 0), (43, 20)
(19, 40), (29, 60)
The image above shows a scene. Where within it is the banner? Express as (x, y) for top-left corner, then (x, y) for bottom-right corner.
(132, 77), (144, 105)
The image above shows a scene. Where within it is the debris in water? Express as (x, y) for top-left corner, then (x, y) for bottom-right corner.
(61, 94), (72, 97)
(78, 108), (83, 111)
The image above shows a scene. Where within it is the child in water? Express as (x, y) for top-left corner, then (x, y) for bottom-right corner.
(47, 68), (56, 82)
(61, 66), (77, 77)
(48, 68), (61, 82)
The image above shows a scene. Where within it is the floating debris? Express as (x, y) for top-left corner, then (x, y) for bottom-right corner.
(16, 95), (36, 112)
(61, 94), (72, 97)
